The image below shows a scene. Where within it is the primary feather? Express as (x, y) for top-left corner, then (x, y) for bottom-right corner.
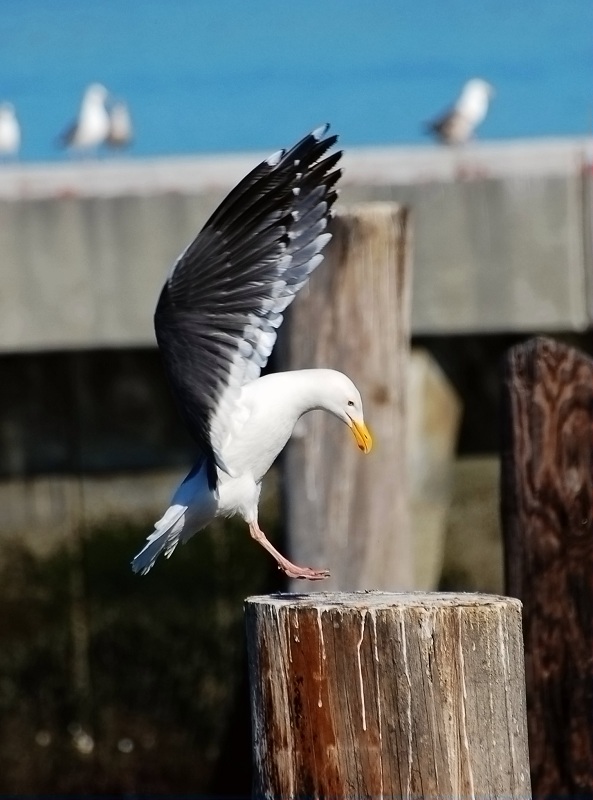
(154, 124), (341, 474)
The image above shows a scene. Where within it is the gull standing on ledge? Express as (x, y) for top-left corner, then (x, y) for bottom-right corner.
(57, 83), (110, 153)
(0, 102), (21, 159)
(425, 78), (495, 145)
(132, 125), (372, 580)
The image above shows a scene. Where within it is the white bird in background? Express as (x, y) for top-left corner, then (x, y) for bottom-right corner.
(58, 83), (110, 153)
(426, 78), (495, 145)
(0, 102), (21, 159)
(106, 99), (133, 149)
(131, 124), (372, 580)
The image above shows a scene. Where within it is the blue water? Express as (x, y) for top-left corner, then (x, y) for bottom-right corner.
(1, 0), (591, 162)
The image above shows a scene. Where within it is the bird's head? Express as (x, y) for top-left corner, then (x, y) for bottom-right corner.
(456, 78), (495, 125)
(85, 83), (109, 103)
(320, 371), (373, 454)
(463, 78), (495, 101)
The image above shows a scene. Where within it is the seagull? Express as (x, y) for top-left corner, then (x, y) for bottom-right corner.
(0, 102), (21, 159)
(132, 124), (372, 580)
(106, 99), (133, 149)
(57, 83), (110, 153)
(425, 78), (495, 145)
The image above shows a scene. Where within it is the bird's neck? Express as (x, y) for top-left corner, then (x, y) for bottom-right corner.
(261, 369), (338, 418)
(82, 97), (103, 116)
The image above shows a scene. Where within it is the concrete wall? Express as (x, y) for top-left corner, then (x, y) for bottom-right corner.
(1, 137), (592, 351)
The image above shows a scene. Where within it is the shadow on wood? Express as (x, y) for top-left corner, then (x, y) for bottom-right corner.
(501, 336), (593, 798)
(278, 202), (413, 591)
(246, 591), (531, 800)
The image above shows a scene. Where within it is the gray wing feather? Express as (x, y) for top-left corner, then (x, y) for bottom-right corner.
(154, 124), (342, 472)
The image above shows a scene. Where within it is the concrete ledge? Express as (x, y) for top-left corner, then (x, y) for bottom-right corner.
(1, 137), (592, 349)
(1, 137), (591, 199)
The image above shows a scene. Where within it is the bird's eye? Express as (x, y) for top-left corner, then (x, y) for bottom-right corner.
(347, 400), (355, 407)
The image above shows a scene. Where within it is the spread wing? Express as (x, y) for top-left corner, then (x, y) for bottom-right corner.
(154, 124), (342, 472)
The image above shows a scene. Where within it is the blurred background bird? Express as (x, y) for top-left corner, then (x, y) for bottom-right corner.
(57, 82), (110, 154)
(425, 78), (495, 145)
(0, 101), (21, 159)
(106, 99), (133, 150)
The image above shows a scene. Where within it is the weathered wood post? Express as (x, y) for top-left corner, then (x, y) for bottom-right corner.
(408, 349), (462, 589)
(246, 591), (531, 800)
(278, 203), (413, 591)
(501, 336), (593, 798)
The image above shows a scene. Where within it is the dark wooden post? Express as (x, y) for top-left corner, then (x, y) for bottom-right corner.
(246, 591), (531, 800)
(278, 203), (413, 590)
(501, 336), (593, 798)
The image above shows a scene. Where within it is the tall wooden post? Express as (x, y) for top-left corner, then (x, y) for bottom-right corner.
(278, 203), (413, 590)
(501, 336), (593, 798)
(246, 591), (531, 800)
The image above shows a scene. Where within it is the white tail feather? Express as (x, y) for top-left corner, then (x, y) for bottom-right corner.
(131, 504), (187, 575)
(131, 458), (218, 575)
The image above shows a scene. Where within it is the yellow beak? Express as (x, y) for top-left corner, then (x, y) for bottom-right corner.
(348, 417), (373, 454)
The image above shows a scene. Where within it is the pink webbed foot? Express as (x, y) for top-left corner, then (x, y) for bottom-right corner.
(279, 562), (331, 581)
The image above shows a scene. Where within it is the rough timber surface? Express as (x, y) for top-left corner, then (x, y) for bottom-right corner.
(280, 203), (412, 591)
(501, 337), (593, 798)
(245, 591), (532, 800)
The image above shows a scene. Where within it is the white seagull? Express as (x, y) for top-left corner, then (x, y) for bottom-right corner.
(106, 99), (133, 149)
(132, 124), (372, 580)
(0, 102), (21, 158)
(58, 83), (110, 152)
(425, 78), (495, 145)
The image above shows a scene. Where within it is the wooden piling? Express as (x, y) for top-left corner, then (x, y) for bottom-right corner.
(501, 336), (593, 798)
(245, 591), (531, 800)
(407, 348), (462, 589)
(278, 203), (413, 591)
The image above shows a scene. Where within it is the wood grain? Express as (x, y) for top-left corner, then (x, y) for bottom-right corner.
(277, 203), (413, 590)
(501, 336), (593, 798)
(246, 591), (531, 800)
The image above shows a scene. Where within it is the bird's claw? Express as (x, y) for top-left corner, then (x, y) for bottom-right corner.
(279, 563), (330, 581)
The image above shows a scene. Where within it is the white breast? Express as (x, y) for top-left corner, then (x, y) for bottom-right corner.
(219, 376), (301, 481)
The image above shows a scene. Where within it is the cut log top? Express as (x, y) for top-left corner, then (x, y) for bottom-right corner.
(246, 589), (521, 612)
(246, 590), (530, 799)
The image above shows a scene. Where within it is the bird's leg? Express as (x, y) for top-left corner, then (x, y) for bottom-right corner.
(248, 521), (330, 580)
